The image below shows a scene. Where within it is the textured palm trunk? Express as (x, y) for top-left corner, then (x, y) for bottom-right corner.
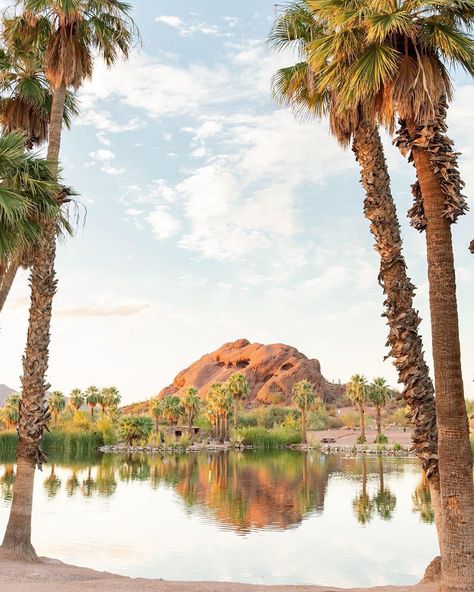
(358, 404), (366, 443)
(301, 407), (307, 444)
(398, 106), (473, 592)
(1, 84), (67, 560)
(1, 440), (37, 561)
(352, 122), (441, 541)
(0, 261), (19, 313)
(233, 399), (238, 429)
(375, 406), (382, 438)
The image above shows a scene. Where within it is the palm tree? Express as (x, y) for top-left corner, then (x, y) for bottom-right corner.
(0, 45), (78, 312)
(206, 382), (233, 443)
(1, 2), (136, 561)
(0, 394), (20, 430)
(304, 2), (474, 585)
(291, 379), (315, 444)
(227, 372), (249, 428)
(149, 398), (163, 432)
(181, 386), (201, 435)
(47, 390), (65, 425)
(368, 378), (392, 443)
(84, 386), (100, 421)
(99, 387), (121, 415)
(68, 388), (84, 412)
(162, 396), (184, 426)
(268, 0), (439, 518)
(346, 374), (368, 444)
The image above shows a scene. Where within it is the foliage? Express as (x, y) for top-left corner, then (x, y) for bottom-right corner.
(181, 386), (201, 428)
(346, 375), (368, 406)
(47, 390), (66, 424)
(368, 378), (392, 408)
(69, 388), (84, 410)
(308, 406), (330, 431)
(119, 415), (153, 446)
(233, 426), (301, 449)
(375, 433), (388, 444)
(162, 396), (184, 425)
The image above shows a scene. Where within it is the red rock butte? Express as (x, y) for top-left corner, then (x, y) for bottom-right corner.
(158, 339), (344, 405)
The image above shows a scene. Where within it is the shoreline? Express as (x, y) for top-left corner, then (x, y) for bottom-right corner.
(0, 556), (436, 592)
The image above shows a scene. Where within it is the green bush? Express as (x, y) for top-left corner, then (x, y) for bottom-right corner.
(308, 407), (330, 431)
(375, 433), (388, 444)
(393, 442), (402, 451)
(327, 416), (344, 429)
(233, 426), (301, 449)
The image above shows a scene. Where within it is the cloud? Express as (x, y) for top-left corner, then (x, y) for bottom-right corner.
(147, 207), (181, 239)
(56, 303), (149, 318)
(155, 15), (228, 37)
(89, 149), (115, 162)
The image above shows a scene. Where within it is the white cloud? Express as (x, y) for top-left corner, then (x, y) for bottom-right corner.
(89, 148), (115, 162)
(147, 207), (180, 239)
(155, 15), (227, 37)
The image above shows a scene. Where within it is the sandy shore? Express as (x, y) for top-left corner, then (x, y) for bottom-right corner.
(0, 557), (436, 592)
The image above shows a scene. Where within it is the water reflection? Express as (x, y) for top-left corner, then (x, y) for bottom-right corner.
(0, 451), (433, 532)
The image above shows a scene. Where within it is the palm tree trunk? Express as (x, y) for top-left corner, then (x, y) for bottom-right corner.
(2, 84), (67, 560)
(234, 399), (238, 429)
(398, 106), (474, 592)
(1, 440), (38, 561)
(301, 408), (307, 444)
(352, 122), (441, 534)
(358, 404), (366, 443)
(0, 261), (19, 313)
(376, 406), (382, 438)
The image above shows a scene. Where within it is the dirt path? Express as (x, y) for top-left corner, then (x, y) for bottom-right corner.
(0, 557), (436, 592)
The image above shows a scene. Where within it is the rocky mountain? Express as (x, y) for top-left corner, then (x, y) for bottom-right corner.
(157, 339), (344, 406)
(0, 384), (17, 406)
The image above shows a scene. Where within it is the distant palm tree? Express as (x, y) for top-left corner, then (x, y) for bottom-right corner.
(47, 390), (65, 425)
(347, 375), (368, 444)
(84, 386), (100, 421)
(206, 383), (233, 443)
(182, 386), (201, 435)
(149, 398), (163, 432)
(68, 389), (84, 412)
(162, 396), (184, 426)
(99, 387), (121, 415)
(368, 378), (392, 443)
(227, 373), (249, 428)
(291, 379), (315, 444)
(0, 394), (20, 430)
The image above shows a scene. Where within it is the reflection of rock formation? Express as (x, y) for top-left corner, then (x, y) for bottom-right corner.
(155, 340), (345, 405)
(412, 471), (434, 524)
(149, 451), (330, 532)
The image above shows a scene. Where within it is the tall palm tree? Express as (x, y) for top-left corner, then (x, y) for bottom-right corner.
(368, 378), (392, 443)
(181, 386), (201, 435)
(346, 374), (368, 444)
(99, 386), (121, 415)
(149, 398), (163, 433)
(68, 388), (84, 412)
(304, 2), (474, 586)
(47, 390), (65, 425)
(291, 379), (315, 444)
(162, 396), (184, 426)
(227, 372), (249, 428)
(0, 45), (78, 312)
(84, 386), (100, 421)
(268, 0), (440, 519)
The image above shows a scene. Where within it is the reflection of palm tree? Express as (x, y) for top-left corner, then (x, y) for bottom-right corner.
(43, 465), (61, 498)
(0, 466), (16, 502)
(413, 471), (435, 524)
(96, 464), (117, 497)
(81, 467), (96, 498)
(65, 469), (80, 497)
(352, 457), (373, 525)
(373, 457), (396, 521)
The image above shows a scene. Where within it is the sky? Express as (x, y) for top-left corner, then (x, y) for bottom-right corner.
(1, 0), (473, 405)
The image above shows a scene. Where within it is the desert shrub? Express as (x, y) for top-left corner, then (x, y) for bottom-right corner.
(72, 410), (93, 431)
(387, 406), (410, 427)
(119, 415), (153, 446)
(96, 416), (117, 445)
(308, 407), (330, 431)
(238, 411), (258, 427)
(375, 433), (388, 444)
(393, 442), (402, 451)
(327, 416), (344, 429)
(340, 410), (360, 428)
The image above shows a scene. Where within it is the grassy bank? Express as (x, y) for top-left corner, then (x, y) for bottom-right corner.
(233, 426), (301, 449)
(0, 429), (104, 457)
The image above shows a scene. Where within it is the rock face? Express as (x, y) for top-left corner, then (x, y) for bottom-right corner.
(158, 339), (344, 405)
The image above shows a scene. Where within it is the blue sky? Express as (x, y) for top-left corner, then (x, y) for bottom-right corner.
(1, 0), (473, 404)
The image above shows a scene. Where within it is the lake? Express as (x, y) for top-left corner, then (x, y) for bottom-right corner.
(0, 450), (437, 588)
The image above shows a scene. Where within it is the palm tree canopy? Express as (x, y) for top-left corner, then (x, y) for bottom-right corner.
(227, 372), (249, 400)
(69, 388), (84, 408)
(347, 374), (368, 405)
(291, 379), (316, 409)
(368, 377), (393, 408)
(47, 389), (65, 413)
(4, 0), (137, 90)
(84, 385), (100, 406)
(182, 386), (201, 415)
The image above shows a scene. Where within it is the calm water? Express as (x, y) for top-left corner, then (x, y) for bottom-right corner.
(0, 451), (437, 588)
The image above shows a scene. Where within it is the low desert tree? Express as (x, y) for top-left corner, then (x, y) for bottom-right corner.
(68, 389), (84, 412)
(47, 390), (65, 425)
(347, 375), (368, 444)
(85, 386), (100, 421)
(119, 415), (153, 447)
(182, 387), (201, 435)
(227, 372), (249, 428)
(162, 396), (184, 425)
(368, 378), (392, 443)
(292, 380), (315, 444)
